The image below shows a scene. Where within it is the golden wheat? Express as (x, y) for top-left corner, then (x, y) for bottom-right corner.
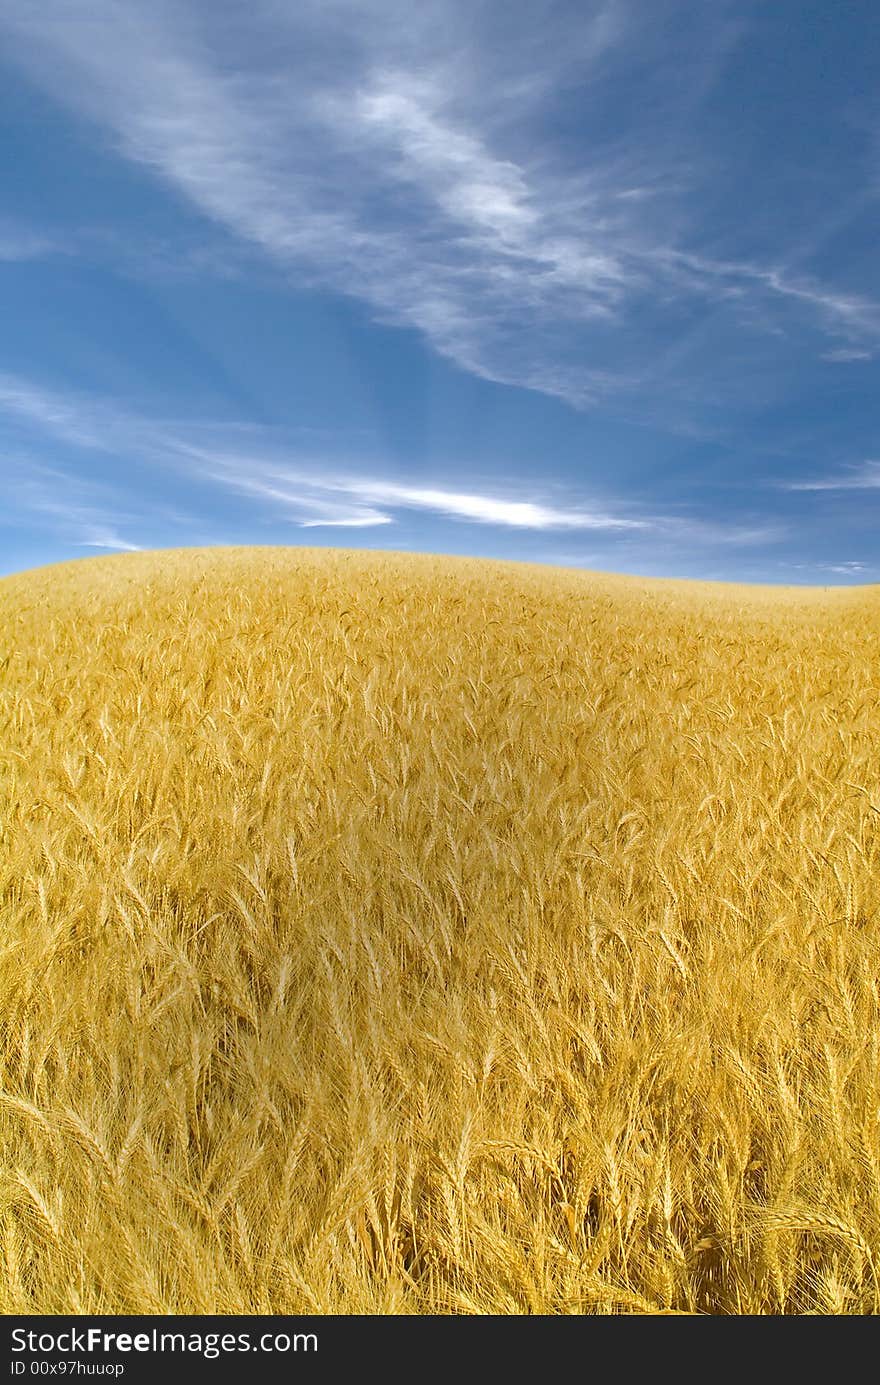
(1, 546), (879, 1314)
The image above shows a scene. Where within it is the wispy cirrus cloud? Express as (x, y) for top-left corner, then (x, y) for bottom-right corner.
(651, 249), (880, 340)
(336, 479), (644, 531)
(0, 222), (66, 262)
(0, 371), (167, 453)
(2, 0), (877, 414)
(822, 347), (875, 363)
(785, 460), (880, 491)
(1, 371), (651, 533)
(75, 529), (143, 552)
(198, 456), (649, 532)
(4, 459), (144, 552)
(824, 560), (870, 575)
(781, 559), (874, 579)
(174, 439), (783, 546)
(0, 369), (778, 548)
(0, 3), (632, 406)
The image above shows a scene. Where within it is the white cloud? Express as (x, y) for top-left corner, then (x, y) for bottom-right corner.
(0, 371), (782, 549)
(349, 76), (539, 243)
(650, 250), (880, 340)
(5, 457), (144, 551)
(1, 374), (643, 532)
(76, 529), (143, 552)
(322, 477), (646, 530)
(200, 469), (395, 528)
(193, 448), (649, 532)
(786, 460), (880, 491)
(2, 1), (875, 412)
(189, 449), (785, 544)
(0, 371), (161, 453)
(782, 559), (872, 579)
(298, 514), (394, 529)
(0, 223), (64, 262)
(821, 347), (874, 362)
(0, 373), (106, 447)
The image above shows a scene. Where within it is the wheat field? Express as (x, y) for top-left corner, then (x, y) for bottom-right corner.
(1, 546), (879, 1315)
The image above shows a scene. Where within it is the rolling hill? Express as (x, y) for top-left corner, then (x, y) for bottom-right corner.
(1, 547), (879, 1314)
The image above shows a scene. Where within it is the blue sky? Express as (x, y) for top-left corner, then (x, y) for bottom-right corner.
(1, 0), (879, 582)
